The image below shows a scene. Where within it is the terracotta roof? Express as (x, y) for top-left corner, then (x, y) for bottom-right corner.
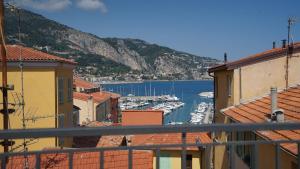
(222, 85), (300, 155)
(73, 122), (122, 148)
(122, 110), (164, 126)
(74, 77), (98, 89)
(2, 150), (153, 169)
(130, 132), (212, 150)
(97, 135), (126, 147)
(73, 92), (113, 103)
(208, 42), (300, 72)
(1, 45), (76, 65)
(73, 92), (92, 102)
(91, 92), (116, 103)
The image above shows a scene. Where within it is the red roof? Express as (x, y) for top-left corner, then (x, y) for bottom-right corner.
(1, 45), (76, 65)
(74, 77), (98, 89)
(3, 150), (153, 169)
(97, 135), (126, 147)
(130, 132), (212, 150)
(209, 42), (300, 72)
(73, 92), (113, 103)
(222, 85), (300, 155)
(122, 110), (164, 126)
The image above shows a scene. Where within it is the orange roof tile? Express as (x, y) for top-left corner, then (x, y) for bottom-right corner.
(122, 110), (164, 126)
(209, 42), (300, 72)
(2, 45), (76, 65)
(130, 132), (212, 150)
(73, 92), (92, 102)
(74, 77), (98, 89)
(97, 135), (126, 147)
(73, 91), (119, 103)
(222, 85), (300, 155)
(2, 150), (153, 169)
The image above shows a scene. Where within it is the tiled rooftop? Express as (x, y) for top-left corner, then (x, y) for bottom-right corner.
(97, 135), (126, 147)
(222, 85), (300, 155)
(2, 45), (76, 65)
(73, 92), (112, 103)
(209, 42), (300, 72)
(74, 77), (98, 89)
(130, 132), (212, 150)
(2, 150), (153, 169)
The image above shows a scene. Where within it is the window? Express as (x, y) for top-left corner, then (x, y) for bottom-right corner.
(227, 75), (232, 97)
(215, 76), (218, 97)
(186, 154), (193, 169)
(235, 131), (256, 168)
(58, 77), (64, 104)
(67, 78), (72, 102)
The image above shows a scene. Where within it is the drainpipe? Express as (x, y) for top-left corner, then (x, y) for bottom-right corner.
(208, 72), (216, 124)
(208, 71), (215, 169)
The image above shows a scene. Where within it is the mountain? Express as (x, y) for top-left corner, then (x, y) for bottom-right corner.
(5, 8), (220, 80)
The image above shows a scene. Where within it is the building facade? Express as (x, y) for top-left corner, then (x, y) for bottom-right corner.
(73, 77), (120, 124)
(209, 42), (300, 169)
(0, 45), (76, 151)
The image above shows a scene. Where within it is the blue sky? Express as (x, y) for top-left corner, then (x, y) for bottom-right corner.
(14, 0), (300, 60)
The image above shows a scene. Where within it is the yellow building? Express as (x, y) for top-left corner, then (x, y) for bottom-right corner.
(208, 42), (300, 169)
(0, 45), (76, 151)
(130, 132), (212, 169)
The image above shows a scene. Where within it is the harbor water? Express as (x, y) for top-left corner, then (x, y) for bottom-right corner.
(102, 80), (213, 124)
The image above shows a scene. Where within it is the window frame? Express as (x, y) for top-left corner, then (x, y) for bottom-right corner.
(67, 78), (72, 102)
(58, 77), (64, 104)
(227, 75), (232, 97)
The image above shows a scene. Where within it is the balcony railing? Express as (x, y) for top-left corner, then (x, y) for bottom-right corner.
(0, 122), (300, 169)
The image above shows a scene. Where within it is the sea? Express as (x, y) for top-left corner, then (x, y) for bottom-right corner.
(102, 80), (213, 124)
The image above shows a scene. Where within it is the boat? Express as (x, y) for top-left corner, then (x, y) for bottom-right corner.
(197, 102), (208, 113)
(199, 92), (214, 98)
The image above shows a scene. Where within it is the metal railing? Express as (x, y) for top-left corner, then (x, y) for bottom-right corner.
(0, 122), (300, 169)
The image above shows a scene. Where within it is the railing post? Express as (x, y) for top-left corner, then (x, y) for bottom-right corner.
(205, 145), (211, 169)
(69, 152), (73, 169)
(252, 144), (259, 169)
(181, 132), (187, 169)
(297, 143), (300, 169)
(275, 144), (280, 169)
(1, 155), (6, 169)
(128, 148), (133, 169)
(229, 144), (235, 169)
(36, 153), (41, 169)
(100, 150), (104, 169)
(156, 149), (160, 169)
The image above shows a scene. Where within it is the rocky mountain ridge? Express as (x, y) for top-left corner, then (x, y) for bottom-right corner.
(5, 8), (220, 80)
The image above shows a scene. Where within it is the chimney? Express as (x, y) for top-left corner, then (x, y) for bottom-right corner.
(270, 87), (284, 122)
(270, 87), (277, 113)
(224, 52), (227, 63)
(282, 39), (287, 48)
(272, 41), (276, 49)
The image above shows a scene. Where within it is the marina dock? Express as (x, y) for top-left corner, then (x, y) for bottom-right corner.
(120, 95), (178, 102)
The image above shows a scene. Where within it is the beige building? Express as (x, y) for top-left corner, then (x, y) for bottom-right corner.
(73, 77), (120, 124)
(209, 42), (300, 169)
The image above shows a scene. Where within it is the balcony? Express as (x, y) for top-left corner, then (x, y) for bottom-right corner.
(0, 122), (300, 169)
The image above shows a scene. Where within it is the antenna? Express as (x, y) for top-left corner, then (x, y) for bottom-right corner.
(286, 17), (298, 89)
(287, 17), (297, 46)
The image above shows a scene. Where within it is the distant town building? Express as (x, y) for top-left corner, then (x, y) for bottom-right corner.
(209, 42), (300, 169)
(0, 45), (76, 151)
(73, 77), (120, 124)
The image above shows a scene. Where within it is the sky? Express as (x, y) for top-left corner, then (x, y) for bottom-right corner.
(9, 0), (300, 61)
